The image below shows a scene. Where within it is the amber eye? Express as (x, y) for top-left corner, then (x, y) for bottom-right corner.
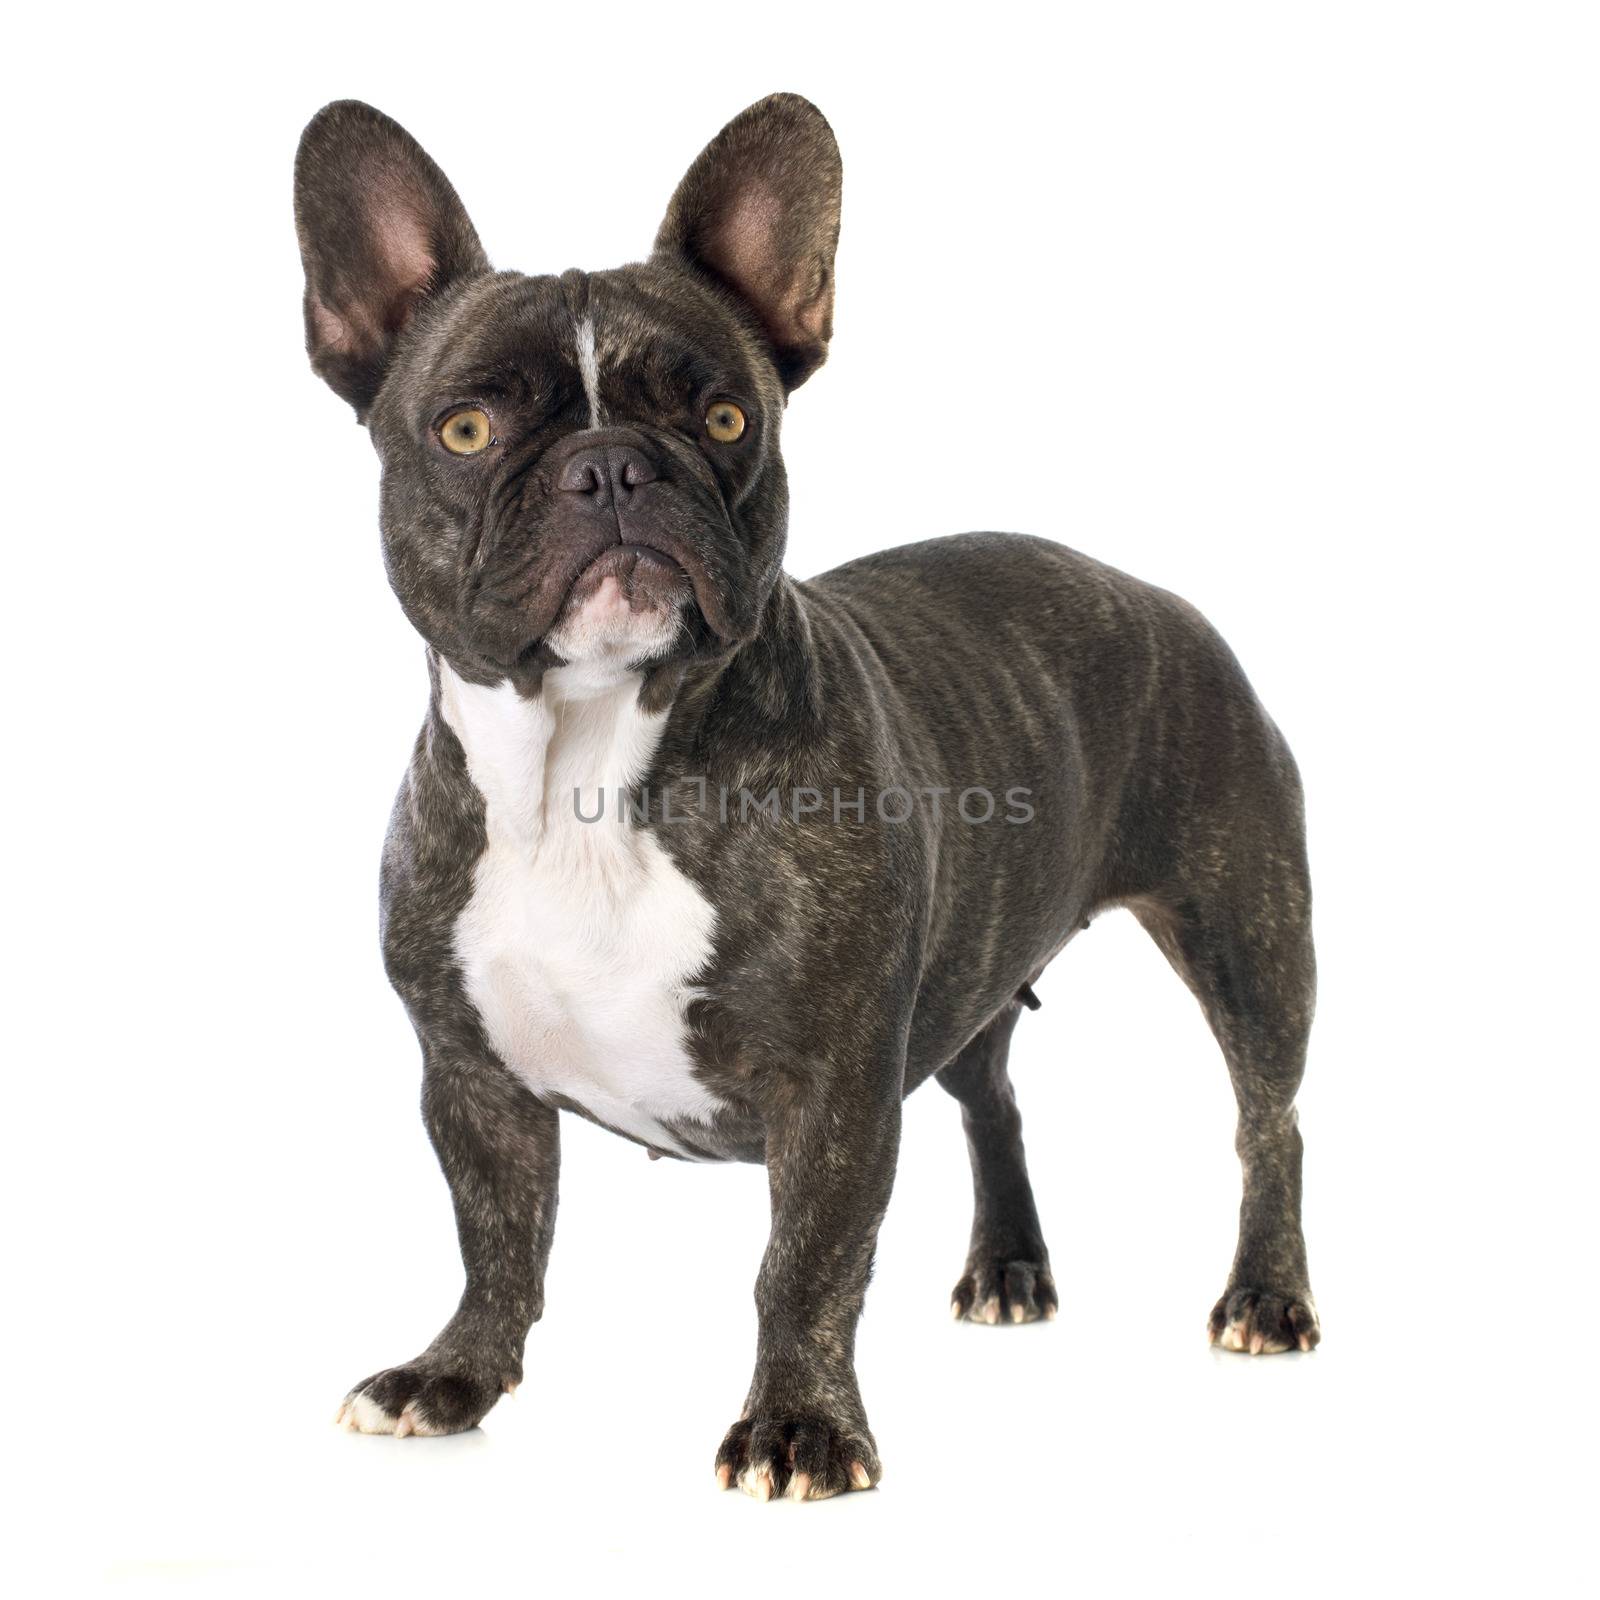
(704, 401), (746, 443)
(439, 407), (494, 455)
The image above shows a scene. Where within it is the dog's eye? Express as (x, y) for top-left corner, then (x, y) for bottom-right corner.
(704, 402), (746, 444)
(439, 407), (494, 455)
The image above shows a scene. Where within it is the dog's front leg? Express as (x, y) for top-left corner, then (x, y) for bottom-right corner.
(337, 1047), (559, 1437)
(717, 1063), (903, 1501)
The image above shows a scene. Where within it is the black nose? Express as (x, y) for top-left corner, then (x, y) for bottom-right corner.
(557, 444), (658, 507)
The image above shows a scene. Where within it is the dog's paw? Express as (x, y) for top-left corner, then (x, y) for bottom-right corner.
(714, 1412), (880, 1502)
(951, 1257), (1058, 1325)
(335, 1361), (512, 1437)
(1208, 1287), (1320, 1353)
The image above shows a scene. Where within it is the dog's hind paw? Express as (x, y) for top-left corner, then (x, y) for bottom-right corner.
(1208, 1287), (1320, 1354)
(951, 1258), (1058, 1325)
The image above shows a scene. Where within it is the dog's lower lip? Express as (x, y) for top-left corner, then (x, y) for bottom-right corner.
(564, 541), (688, 598)
(500, 536), (716, 666)
(530, 540), (693, 647)
(607, 542), (684, 575)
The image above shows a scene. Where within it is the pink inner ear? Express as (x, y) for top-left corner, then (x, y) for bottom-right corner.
(308, 291), (352, 355)
(368, 175), (438, 313)
(710, 186), (795, 317)
(793, 262), (830, 338)
(716, 185), (783, 268)
(313, 166), (440, 359)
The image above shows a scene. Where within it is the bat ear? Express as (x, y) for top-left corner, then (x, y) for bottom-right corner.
(653, 93), (842, 391)
(293, 101), (489, 415)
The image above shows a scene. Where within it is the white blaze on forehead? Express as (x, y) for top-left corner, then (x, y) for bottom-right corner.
(575, 315), (602, 427)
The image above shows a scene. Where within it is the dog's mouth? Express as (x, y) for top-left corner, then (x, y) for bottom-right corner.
(557, 541), (691, 618)
(530, 540), (700, 667)
(546, 528), (741, 649)
(481, 519), (742, 673)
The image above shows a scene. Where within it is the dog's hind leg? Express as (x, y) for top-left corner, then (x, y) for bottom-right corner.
(1134, 808), (1320, 1354)
(937, 1001), (1058, 1325)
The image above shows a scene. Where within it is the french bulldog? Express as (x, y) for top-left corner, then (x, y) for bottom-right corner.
(296, 93), (1320, 1501)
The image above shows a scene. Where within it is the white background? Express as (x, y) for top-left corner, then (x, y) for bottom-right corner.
(6, 2), (1596, 1593)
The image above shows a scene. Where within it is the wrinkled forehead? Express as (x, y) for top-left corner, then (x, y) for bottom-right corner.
(395, 266), (774, 420)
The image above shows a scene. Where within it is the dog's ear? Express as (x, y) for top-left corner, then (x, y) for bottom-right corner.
(293, 101), (489, 415)
(654, 94), (842, 391)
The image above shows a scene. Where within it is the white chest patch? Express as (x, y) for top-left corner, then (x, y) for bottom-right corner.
(438, 657), (721, 1155)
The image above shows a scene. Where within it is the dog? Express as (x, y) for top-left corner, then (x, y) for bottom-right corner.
(295, 93), (1319, 1501)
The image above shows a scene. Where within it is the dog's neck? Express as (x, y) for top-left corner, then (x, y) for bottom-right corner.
(436, 654), (661, 851)
(430, 574), (822, 847)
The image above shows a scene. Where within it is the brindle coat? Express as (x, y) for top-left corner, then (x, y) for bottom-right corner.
(296, 93), (1319, 1502)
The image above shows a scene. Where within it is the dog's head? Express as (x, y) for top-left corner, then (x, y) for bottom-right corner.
(294, 95), (841, 685)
